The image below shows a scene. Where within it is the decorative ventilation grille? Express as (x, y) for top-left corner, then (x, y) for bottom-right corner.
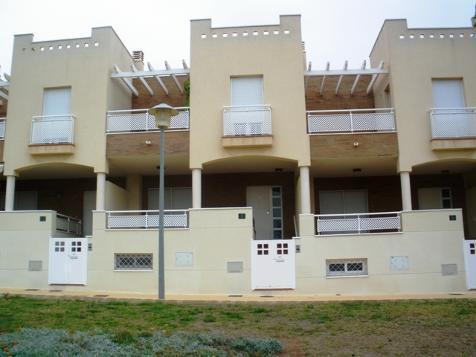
(115, 254), (153, 270)
(326, 259), (368, 277)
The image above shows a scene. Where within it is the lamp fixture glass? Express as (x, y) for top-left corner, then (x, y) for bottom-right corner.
(148, 103), (178, 129)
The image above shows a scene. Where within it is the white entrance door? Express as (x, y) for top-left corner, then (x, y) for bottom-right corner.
(247, 186), (273, 240)
(48, 237), (88, 285)
(464, 240), (476, 289)
(251, 239), (295, 289)
(83, 191), (96, 236)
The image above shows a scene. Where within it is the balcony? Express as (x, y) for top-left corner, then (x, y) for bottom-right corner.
(106, 107), (189, 133)
(0, 118), (5, 139)
(315, 212), (402, 236)
(430, 108), (476, 150)
(222, 105), (272, 147)
(106, 108), (190, 158)
(307, 108), (395, 134)
(106, 210), (189, 229)
(307, 108), (398, 159)
(29, 115), (75, 155)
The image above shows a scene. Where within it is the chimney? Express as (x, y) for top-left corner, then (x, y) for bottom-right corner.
(132, 50), (145, 70)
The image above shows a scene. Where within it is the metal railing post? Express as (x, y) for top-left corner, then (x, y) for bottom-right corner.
(349, 111), (354, 132)
(357, 215), (361, 234)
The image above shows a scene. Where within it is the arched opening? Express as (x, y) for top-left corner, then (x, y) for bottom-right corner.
(202, 155), (299, 240)
(1, 163), (99, 236)
(412, 159), (476, 239)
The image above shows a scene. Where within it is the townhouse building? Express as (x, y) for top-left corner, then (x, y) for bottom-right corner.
(0, 14), (475, 296)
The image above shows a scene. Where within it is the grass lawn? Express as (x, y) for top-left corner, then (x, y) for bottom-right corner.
(1, 295), (476, 355)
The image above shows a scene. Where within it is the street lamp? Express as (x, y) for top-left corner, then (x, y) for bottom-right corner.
(148, 103), (178, 299)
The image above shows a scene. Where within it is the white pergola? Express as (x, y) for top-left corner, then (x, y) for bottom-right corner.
(305, 60), (388, 96)
(111, 61), (190, 97)
(0, 66), (9, 103)
(111, 58), (388, 97)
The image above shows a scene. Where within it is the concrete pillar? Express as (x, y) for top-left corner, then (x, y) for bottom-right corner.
(299, 166), (311, 214)
(192, 168), (202, 208)
(5, 175), (16, 211)
(96, 172), (106, 211)
(400, 171), (412, 211)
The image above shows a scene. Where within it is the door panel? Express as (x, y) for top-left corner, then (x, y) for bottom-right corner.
(246, 186), (273, 240)
(418, 188), (442, 209)
(251, 240), (295, 289)
(48, 238), (88, 285)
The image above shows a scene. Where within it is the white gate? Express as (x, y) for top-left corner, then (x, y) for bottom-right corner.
(251, 239), (295, 290)
(48, 237), (88, 285)
(464, 240), (476, 289)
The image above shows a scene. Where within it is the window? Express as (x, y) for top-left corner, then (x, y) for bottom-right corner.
(432, 79), (465, 108)
(418, 187), (453, 209)
(148, 187), (192, 210)
(231, 76), (263, 106)
(114, 254), (153, 270)
(43, 87), (71, 115)
(319, 190), (368, 214)
(326, 259), (368, 277)
(271, 186), (283, 239)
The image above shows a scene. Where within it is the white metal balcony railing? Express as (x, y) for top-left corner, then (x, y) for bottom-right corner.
(0, 118), (5, 139)
(307, 108), (395, 134)
(315, 212), (402, 235)
(31, 115), (75, 144)
(106, 108), (190, 133)
(56, 213), (82, 235)
(223, 105), (272, 136)
(106, 210), (189, 229)
(430, 108), (476, 139)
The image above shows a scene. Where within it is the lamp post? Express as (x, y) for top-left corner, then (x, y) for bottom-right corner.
(148, 103), (178, 299)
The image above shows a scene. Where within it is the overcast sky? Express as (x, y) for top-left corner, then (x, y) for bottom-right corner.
(0, 0), (474, 76)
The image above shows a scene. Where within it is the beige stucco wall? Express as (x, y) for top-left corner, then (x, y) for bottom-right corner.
(0, 211), (55, 288)
(297, 209), (467, 294)
(0, 208), (469, 295)
(370, 20), (476, 172)
(189, 15), (310, 169)
(105, 181), (129, 211)
(3, 27), (133, 176)
(0, 208), (254, 295)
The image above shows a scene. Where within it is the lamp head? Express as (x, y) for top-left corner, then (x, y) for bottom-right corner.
(148, 103), (178, 129)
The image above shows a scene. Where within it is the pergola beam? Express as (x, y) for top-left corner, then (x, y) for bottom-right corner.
(0, 90), (8, 101)
(366, 60), (385, 95)
(319, 62), (330, 96)
(132, 64), (154, 96)
(305, 67), (388, 76)
(165, 60), (183, 95)
(113, 65), (138, 96)
(147, 62), (169, 96)
(335, 60), (348, 95)
(350, 60), (366, 95)
(111, 68), (189, 79)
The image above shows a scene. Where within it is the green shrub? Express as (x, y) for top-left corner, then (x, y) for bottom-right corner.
(0, 328), (283, 356)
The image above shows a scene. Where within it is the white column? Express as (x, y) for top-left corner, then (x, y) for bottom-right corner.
(192, 168), (202, 209)
(299, 166), (311, 214)
(96, 172), (106, 211)
(5, 175), (16, 211)
(400, 171), (412, 211)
